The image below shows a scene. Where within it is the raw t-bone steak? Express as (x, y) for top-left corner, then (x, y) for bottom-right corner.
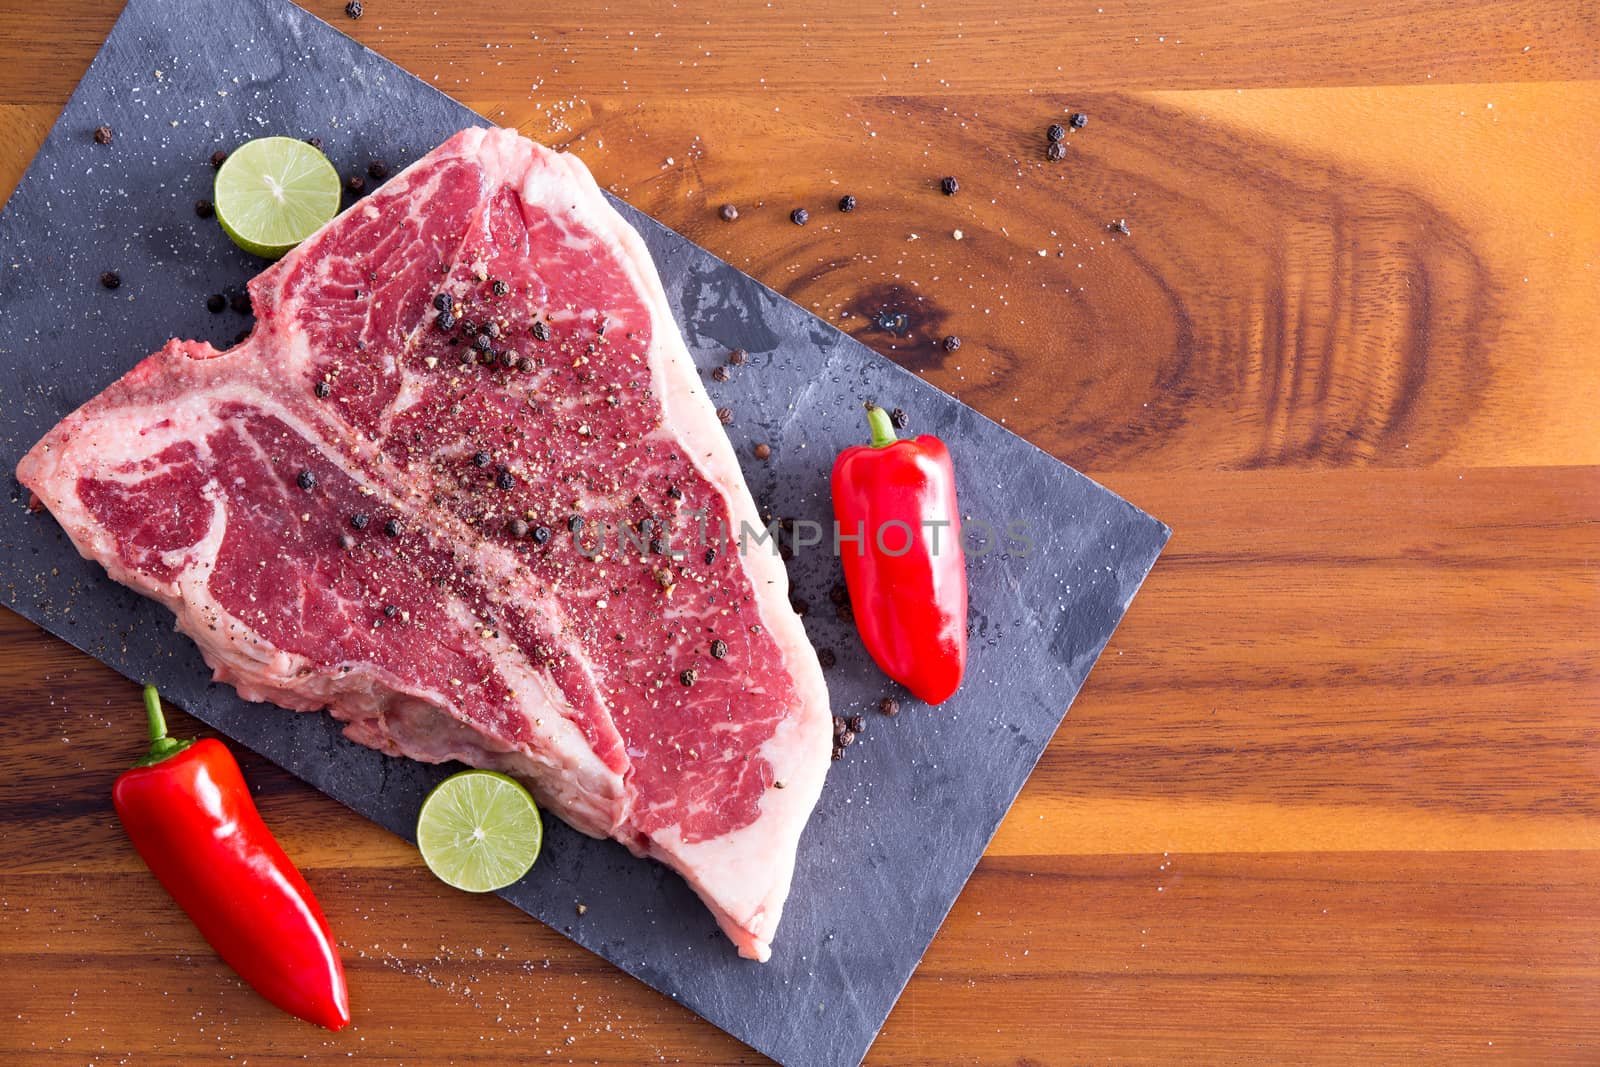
(18, 127), (831, 961)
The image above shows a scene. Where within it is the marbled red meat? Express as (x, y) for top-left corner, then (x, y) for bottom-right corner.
(18, 127), (831, 962)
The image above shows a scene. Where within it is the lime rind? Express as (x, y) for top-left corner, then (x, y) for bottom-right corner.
(416, 770), (543, 893)
(213, 137), (341, 259)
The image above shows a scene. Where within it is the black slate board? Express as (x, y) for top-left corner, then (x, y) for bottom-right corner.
(0, 1), (1169, 1063)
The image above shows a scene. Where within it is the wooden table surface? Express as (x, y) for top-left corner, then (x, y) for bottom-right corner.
(2, 1), (1597, 1062)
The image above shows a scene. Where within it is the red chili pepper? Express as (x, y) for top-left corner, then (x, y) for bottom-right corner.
(112, 685), (350, 1031)
(831, 405), (968, 704)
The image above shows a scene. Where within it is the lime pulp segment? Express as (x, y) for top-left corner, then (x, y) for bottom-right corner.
(416, 770), (543, 893)
(213, 137), (341, 259)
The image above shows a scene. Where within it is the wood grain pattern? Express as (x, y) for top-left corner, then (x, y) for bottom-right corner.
(2, 0), (1597, 1063)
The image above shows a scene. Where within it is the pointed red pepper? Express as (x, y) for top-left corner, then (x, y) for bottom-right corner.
(831, 405), (969, 704)
(112, 685), (350, 1030)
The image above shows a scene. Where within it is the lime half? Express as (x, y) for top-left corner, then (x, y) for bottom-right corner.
(416, 770), (543, 893)
(213, 137), (341, 258)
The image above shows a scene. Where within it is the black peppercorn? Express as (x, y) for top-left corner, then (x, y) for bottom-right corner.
(848, 713), (865, 733)
(711, 366), (730, 383)
(473, 450), (491, 467)
(383, 518), (401, 537)
(1047, 123), (1067, 143)
(350, 513), (370, 530)
(210, 150), (228, 168)
(679, 668), (698, 687)
(314, 380), (331, 398)
(346, 174), (366, 195)
(473, 333), (492, 353)
(492, 279), (509, 296)
(532, 525), (551, 544)
(838, 195), (856, 212)
(710, 639), (728, 659)
(305, 137), (323, 150)
(1046, 141), (1067, 162)
(666, 485), (683, 500)
(753, 442), (771, 460)
(339, 533), (356, 551)
(718, 203), (738, 222)
(458, 318), (477, 336)
(194, 198), (214, 218)
(435, 310), (456, 331)
(532, 320), (551, 342)
(790, 207), (808, 226)
(942, 334), (961, 352)
(496, 471), (515, 490)
(99, 271), (121, 290)
(296, 469), (317, 491)
(367, 159), (389, 180)
(567, 514), (584, 532)
(345, 0), (363, 18)
(889, 407), (908, 429)
(1070, 111), (1088, 129)
(205, 293), (226, 314)
(482, 321), (500, 339)
(838, 729), (856, 748)
(383, 604), (398, 618)
(508, 518), (530, 539)
(878, 696), (900, 717)
(728, 348), (747, 366)
(717, 407), (733, 425)
(432, 292), (451, 311)
(940, 176), (959, 195)
(92, 125), (113, 145)
(703, 548), (718, 564)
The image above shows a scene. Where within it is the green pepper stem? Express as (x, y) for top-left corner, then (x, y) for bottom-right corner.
(143, 684), (167, 744)
(865, 405), (898, 448)
(133, 684), (193, 767)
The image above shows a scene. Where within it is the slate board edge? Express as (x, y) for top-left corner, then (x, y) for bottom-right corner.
(0, 2), (1173, 1064)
